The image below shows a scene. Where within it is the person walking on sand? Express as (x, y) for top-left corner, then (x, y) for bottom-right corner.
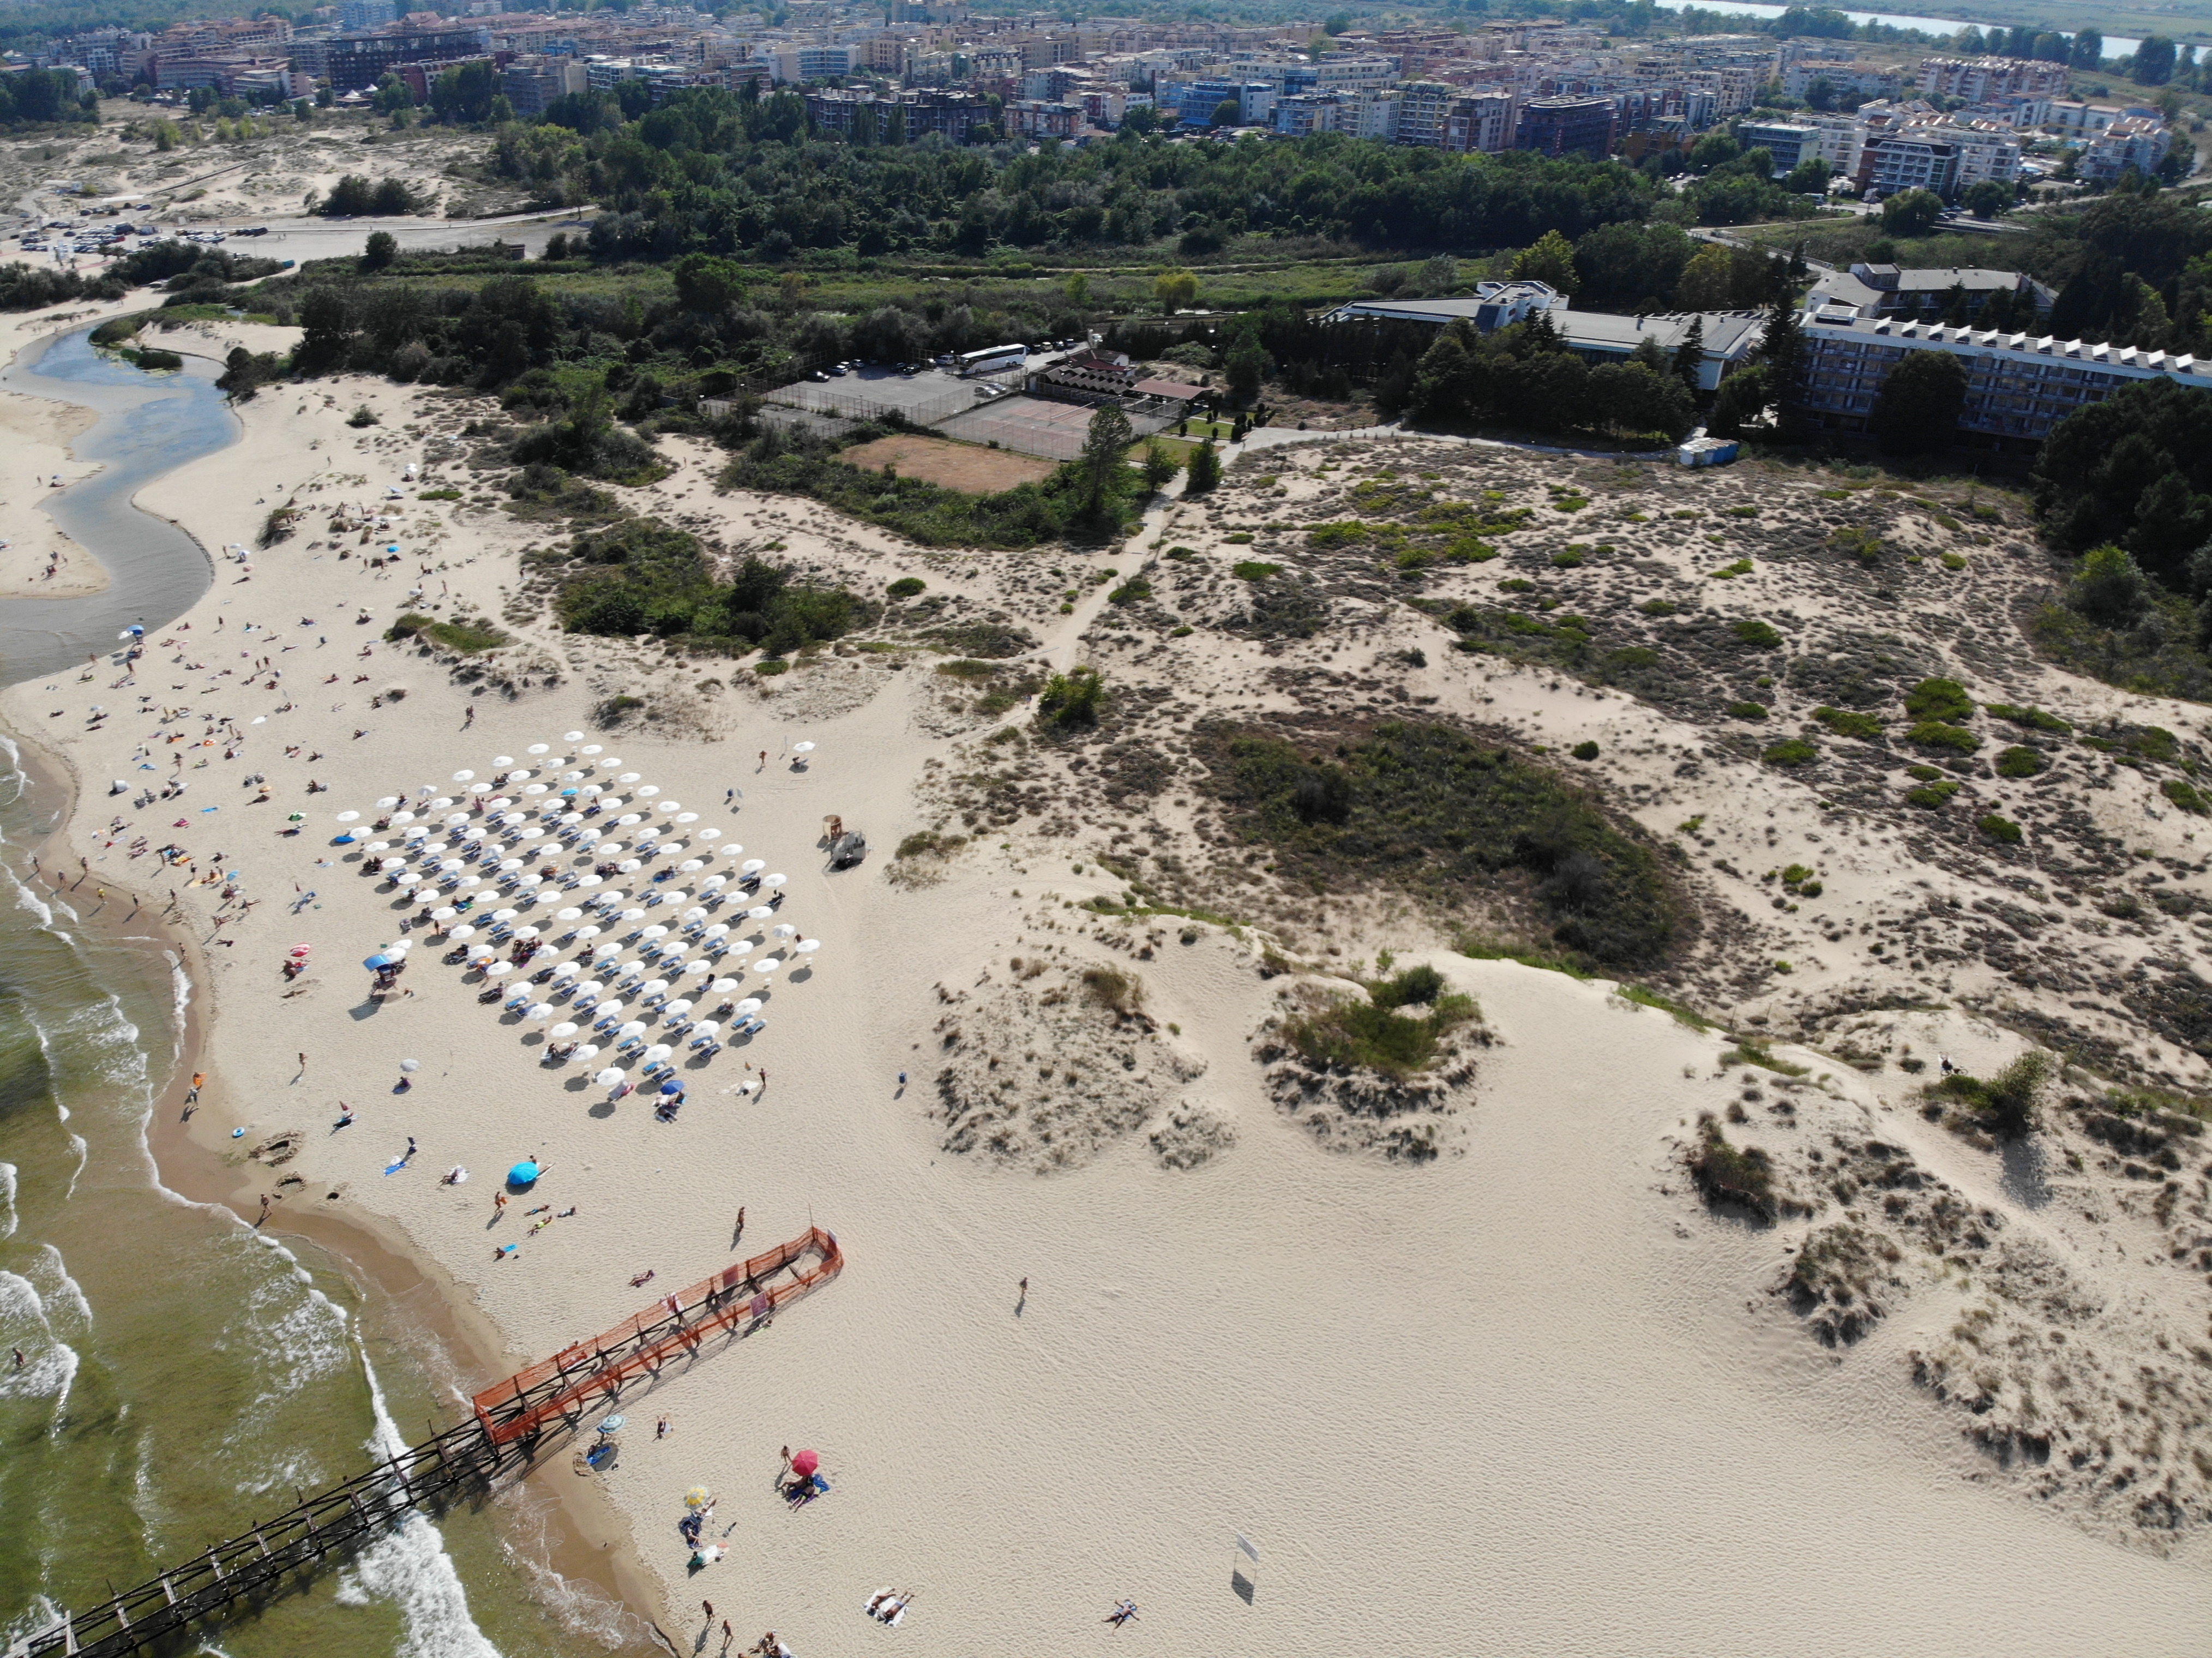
(734, 1206), (745, 1244)
(494, 1191), (507, 1217)
(702, 1601), (714, 1624)
(334, 1105), (354, 1131)
(402, 1136), (417, 1164)
(187, 1072), (204, 1105)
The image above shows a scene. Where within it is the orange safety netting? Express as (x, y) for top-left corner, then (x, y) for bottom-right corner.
(472, 1226), (842, 1444)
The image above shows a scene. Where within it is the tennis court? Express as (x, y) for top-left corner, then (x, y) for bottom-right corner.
(936, 395), (1175, 462)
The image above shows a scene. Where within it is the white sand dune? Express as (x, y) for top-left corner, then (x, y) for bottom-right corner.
(1, 357), (2204, 1656)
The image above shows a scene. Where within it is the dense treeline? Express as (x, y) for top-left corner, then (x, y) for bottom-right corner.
(490, 85), (1811, 267)
(0, 66), (97, 127)
(1395, 311), (1699, 442)
(0, 242), (280, 311)
(2034, 379), (2212, 591)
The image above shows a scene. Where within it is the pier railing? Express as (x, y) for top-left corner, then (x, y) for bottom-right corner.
(9, 1227), (842, 1658)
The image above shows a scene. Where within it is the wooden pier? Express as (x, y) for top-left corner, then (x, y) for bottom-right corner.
(9, 1227), (842, 1658)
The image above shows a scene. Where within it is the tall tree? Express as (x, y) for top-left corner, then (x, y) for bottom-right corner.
(1869, 350), (1966, 456)
(1077, 404), (1134, 518)
(1671, 314), (1705, 391)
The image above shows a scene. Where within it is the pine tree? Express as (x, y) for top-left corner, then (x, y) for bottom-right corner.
(1671, 314), (1705, 392)
(1186, 437), (1221, 494)
(1758, 290), (1806, 438)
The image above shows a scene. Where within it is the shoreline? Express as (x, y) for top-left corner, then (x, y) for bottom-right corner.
(0, 337), (665, 1649)
(2, 652), (665, 1656)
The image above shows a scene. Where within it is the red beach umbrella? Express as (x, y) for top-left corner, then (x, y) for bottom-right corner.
(790, 1449), (819, 1477)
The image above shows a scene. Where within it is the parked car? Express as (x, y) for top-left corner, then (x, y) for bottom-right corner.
(807, 370), (830, 382)
(826, 363), (847, 376)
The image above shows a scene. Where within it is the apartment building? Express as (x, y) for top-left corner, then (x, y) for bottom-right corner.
(1780, 60), (1898, 101)
(1441, 89), (1516, 154)
(1858, 129), (1960, 196)
(2082, 116), (2174, 182)
(1916, 53), (2070, 101)
(1807, 261), (2052, 320)
(1798, 305), (2209, 443)
(1394, 80), (1455, 148)
(1738, 119), (1821, 175)
(1515, 94), (1613, 160)
(323, 25), (491, 89)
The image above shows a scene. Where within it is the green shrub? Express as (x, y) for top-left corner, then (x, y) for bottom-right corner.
(1986, 702), (2071, 735)
(1209, 723), (1684, 969)
(1037, 665), (1107, 730)
(1733, 618), (1783, 648)
(1995, 745), (2048, 779)
(1571, 740), (1600, 760)
(887, 575), (925, 598)
(1307, 522), (1367, 548)
(1933, 1052), (2048, 1138)
(1108, 578), (1152, 605)
(1709, 558), (1753, 579)
(755, 658), (789, 675)
(1234, 560), (1283, 580)
(1638, 598), (1679, 616)
(2163, 777), (2209, 814)
(1904, 676), (1972, 722)
(1814, 706), (1884, 740)
(1908, 720), (1980, 754)
(1369, 964), (1447, 1008)
(1726, 701), (1769, 720)
(383, 612), (434, 641)
(420, 617), (510, 653)
(1977, 813), (2022, 844)
(1689, 1114), (1776, 1219)
(1282, 987), (1477, 1078)
(1763, 738), (1818, 767)
(417, 487), (462, 501)
(1829, 525), (1883, 566)
(1552, 547), (1586, 568)
(1726, 504), (1760, 518)
(1906, 780), (1959, 807)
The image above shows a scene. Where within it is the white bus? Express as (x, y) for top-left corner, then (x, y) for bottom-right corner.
(958, 344), (1027, 376)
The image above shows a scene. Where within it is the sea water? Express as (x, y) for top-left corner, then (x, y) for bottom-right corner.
(0, 328), (644, 1657)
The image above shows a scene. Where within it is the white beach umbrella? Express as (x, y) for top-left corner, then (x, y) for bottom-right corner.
(391, 811), (416, 826)
(617, 1022), (647, 1039)
(493, 755), (514, 766)
(771, 923), (796, 941)
(527, 743), (550, 755)
(596, 1068), (625, 1088)
(492, 908), (520, 922)
(550, 961), (579, 979)
(580, 744), (603, 756)
(795, 939), (821, 954)
(574, 981), (604, 999)
(792, 741), (815, 755)
(556, 907), (584, 922)
(575, 1044), (601, 1062)
(734, 998), (764, 1016)
(456, 875), (483, 890)
(549, 1022), (579, 1040)
(690, 1021), (720, 1040)
(432, 906), (458, 922)
(724, 940), (754, 959)
(637, 785), (660, 798)
(498, 858), (525, 873)
(485, 962), (514, 977)
(617, 772), (640, 784)
(642, 979), (670, 998)
(336, 810), (361, 823)
(453, 770), (475, 783)
(678, 859), (704, 874)
(675, 813), (699, 826)
(524, 784), (548, 796)
(754, 958), (782, 977)
(699, 829), (723, 842)
(365, 842), (392, 855)
(466, 944), (495, 960)
(526, 1003), (554, 1022)
(618, 861), (642, 875)
(514, 925), (541, 941)
(450, 925), (477, 942)
(376, 796), (400, 809)
(763, 874), (787, 890)
(575, 926), (603, 943)
(702, 923), (730, 940)
(593, 942), (623, 959)
(746, 906), (773, 921)
(564, 732), (585, 743)
(710, 978), (740, 995)
(740, 860), (766, 875)
(701, 876), (728, 892)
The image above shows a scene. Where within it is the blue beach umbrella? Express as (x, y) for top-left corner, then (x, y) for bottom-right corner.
(363, 954), (394, 970)
(507, 1160), (542, 1187)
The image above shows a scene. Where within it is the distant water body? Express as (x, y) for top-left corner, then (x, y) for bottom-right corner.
(0, 325), (637, 1658)
(1649, 0), (2144, 57)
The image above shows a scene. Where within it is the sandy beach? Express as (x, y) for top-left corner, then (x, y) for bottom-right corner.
(3, 328), (2208, 1656)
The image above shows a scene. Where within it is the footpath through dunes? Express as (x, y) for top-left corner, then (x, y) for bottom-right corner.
(11, 1228), (843, 1658)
